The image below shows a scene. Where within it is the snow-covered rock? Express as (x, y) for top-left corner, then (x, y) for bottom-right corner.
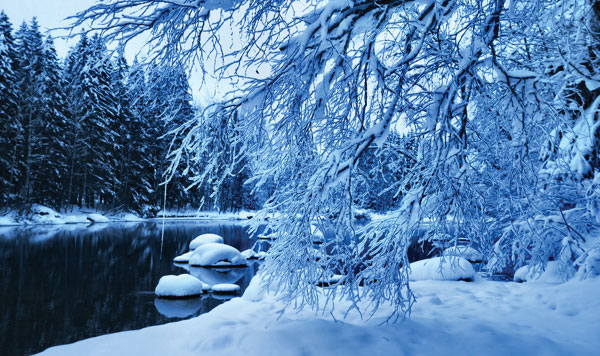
(173, 251), (194, 263)
(409, 257), (475, 281)
(443, 246), (483, 263)
(154, 274), (209, 298)
(154, 297), (204, 318)
(189, 233), (224, 250)
(29, 205), (64, 224)
(189, 243), (246, 267)
(87, 213), (110, 223)
(514, 261), (574, 283)
(241, 249), (267, 260)
(211, 283), (241, 294)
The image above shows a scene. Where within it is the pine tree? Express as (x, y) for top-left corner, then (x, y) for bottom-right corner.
(64, 34), (119, 208)
(37, 35), (70, 209)
(13, 19), (47, 206)
(0, 11), (19, 208)
(113, 55), (154, 212)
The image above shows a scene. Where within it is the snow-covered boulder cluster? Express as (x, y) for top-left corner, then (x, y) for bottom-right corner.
(160, 232), (254, 300)
(409, 257), (475, 282)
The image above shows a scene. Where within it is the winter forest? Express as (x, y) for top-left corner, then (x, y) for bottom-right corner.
(2, 0), (600, 355)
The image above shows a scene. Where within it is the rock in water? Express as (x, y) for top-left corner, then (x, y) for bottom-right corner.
(189, 233), (224, 250)
(189, 243), (246, 267)
(155, 274), (209, 298)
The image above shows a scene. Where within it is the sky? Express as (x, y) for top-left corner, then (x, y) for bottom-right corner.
(0, 0), (219, 106)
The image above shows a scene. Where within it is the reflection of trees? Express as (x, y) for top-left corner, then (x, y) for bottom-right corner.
(0, 222), (254, 356)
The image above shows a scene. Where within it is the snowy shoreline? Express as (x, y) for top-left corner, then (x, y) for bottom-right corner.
(0, 205), (257, 227)
(37, 274), (600, 356)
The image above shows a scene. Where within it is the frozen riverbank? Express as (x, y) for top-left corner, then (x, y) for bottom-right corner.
(38, 274), (600, 356)
(0, 205), (256, 226)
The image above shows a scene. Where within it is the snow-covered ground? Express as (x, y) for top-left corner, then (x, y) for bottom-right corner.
(38, 275), (600, 356)
(0, 205), (257, 226)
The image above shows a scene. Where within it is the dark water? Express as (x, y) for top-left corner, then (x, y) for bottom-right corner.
(0, 221), (259, 356)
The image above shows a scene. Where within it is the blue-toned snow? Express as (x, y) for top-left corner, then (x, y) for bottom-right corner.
(37, 274), (600, 356)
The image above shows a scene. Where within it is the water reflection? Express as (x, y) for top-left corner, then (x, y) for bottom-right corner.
(154, 297), (206, 318)
(0, 221), (256, 356)
(189, 266), (246, 286)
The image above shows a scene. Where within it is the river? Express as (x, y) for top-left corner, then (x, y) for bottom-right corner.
(0, 221), (258, 356)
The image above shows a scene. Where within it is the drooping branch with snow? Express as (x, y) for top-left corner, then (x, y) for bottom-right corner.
(71, 0), (600, 316)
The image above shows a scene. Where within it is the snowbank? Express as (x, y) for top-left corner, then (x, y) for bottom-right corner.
(29, 205), (64, 224)
(443, 246), (483, 262)
(514, 261), (573, 283)
(409, 257), (475, 281)
(87, 213), (110, 223)
(189, 243), (246, 267)
(0, 214), (18, 226)
(154, 274), (209, 298)
(189, 233), (224, 250)
(38, 276), (600, 356)
(157, 210), (256, 221)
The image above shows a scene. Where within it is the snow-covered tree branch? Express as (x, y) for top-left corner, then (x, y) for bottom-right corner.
(70, 0), (600, 317)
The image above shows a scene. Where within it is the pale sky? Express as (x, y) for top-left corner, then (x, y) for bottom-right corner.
(0, 0), (218, 106)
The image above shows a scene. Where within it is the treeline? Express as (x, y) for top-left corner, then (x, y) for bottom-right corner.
(0, 12), (410, 216)
(0, 14), (254, 215)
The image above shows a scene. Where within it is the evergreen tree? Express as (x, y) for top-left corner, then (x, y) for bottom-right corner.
(114, 56), (154, 212)
(37, 35), (70, 208)
(0, 11), (19, 208)
(13, 19), (46, 206)
(64, 34), (119, 208)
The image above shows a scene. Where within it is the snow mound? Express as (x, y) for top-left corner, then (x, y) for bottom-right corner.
(0, 214), (18, 226)
(189, 233), (224, 250)
(173, 251), (194, 264)
(29, 205), (63, 224)
(241, 249), (267, 260)
(514, 261), (573, 283)
(120, 213), (142, 222)
(211, 283), (241, 294)
(154, 274), (209, 298)
(443, 246), (483, 262)
(189, 243), (246, 267)
(87, 213), (110, 223)
(409, 257), (475, 281)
